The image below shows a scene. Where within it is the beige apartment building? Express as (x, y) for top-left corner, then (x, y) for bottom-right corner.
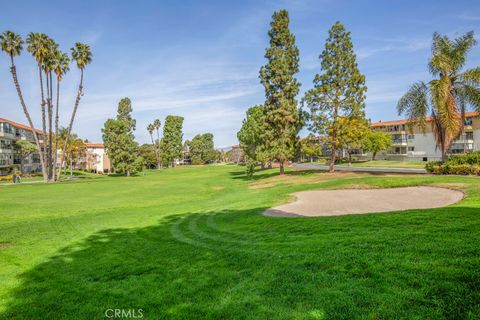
(0, 117), (112, 176)
(0, 117), (43, 175)
(85, 143), (112, 173)
(371, 111), (480, 161)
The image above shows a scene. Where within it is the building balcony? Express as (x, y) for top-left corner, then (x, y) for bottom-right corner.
(391, 140), (408, 146)
(0, 131), (15, 139)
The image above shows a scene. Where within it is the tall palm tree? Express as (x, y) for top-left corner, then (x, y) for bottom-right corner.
(153, 119), (161, 168)
(147, 123), (159, 168)
(26, 32), (50, 160)
(42, 39), (59, 180)
(58, 42), (92, 180)
(398, 31), (480, 161)
(1, 31), (48, 181)
(52, 51), (70, 179)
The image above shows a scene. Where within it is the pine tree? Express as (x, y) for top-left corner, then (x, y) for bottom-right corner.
(102, 98), (143, 176)
(237, 105), (270, 171)
(303, 22), (367, 173)
(259, 9), (301, 175)
(160, 115), (184, 167)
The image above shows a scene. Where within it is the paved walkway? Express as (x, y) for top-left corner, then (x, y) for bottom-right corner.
(292, 163), (427, 174)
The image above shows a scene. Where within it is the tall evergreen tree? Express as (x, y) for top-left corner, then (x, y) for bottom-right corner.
(237, 105), (270, 172)
(303, 22), (367, 173)
(102, 98), (143, 176)
(259, 9), (301, 175)
(160, 115), (184, 167)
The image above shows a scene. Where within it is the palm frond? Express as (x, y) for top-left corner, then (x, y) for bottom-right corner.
(450, 31), (476, 72)
(460, 84), (480, 112)
(458, 67), (480, 87)
(397, 81), (429, 131)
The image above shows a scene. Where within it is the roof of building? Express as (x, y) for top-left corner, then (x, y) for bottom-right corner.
(371, 111), (479, 127)
(0, 117), (44, 134)
(85, 143), (104, 148)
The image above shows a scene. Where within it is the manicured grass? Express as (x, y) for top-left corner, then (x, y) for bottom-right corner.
(316, 159), (426, 169)
(0, 165), (479, 319)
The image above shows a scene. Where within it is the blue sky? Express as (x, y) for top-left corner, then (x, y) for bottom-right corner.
(1, 0), (479, 147)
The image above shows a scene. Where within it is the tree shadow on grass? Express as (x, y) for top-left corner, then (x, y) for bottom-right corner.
(229, 169), (319, 182)
(2, 207), (480, 319)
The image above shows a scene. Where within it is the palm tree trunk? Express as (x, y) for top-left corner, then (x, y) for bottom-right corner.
(156, 128), (161, 169)
(53, 78), (60, 181)
(329, 103), (339, 173)
(149, 133), (160, 169)
(39, 65), (48, 177)
(45, 70), (51, 180)
(10, 58), (48, 181)
(48, 71), (54, 181)
(58, 69), (83, 180)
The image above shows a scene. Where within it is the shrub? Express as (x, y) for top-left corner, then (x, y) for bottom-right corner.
(446, 164), (472, 175)
(425, 161), (442, 173)
(426, 153), (480, 175)
(448, 151), (480, 165)
(0, 175), (13, 182)
(471, 164), (480, 176)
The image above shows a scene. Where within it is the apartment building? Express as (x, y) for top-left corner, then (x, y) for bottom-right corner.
(371, 111), (480, 161)
(85, 143), (111, 173)
(0, 117), (43, 175)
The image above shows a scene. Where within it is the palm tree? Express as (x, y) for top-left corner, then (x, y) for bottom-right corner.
(398, 31), (480, 161)
(52, 51), (70, 178)
(42, 39), (59, 180)
(58, 42), (92, 180)
(147, 123), (159, 168)
(153, 119), (161, 168)
(1, 31), (48, 181)
(26, 32), (50, 158)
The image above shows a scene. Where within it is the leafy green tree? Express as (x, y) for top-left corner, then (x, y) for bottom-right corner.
(138, 144), (157, 169)
(186, 133), (216, 165)
(303, 22), (367, 173)
(147, 123), (160, 169)
(363, 131), (392, 160)
(299, 136), (321, 162)
(160, 115), (184, 167)
(259, 10), (301, 175)
(237, 105), (270, 171)
(398, 31), (480, 161)
(335, 117), (370, 165)
(102, 99), (142, 176)
(13, 140), (37, 173)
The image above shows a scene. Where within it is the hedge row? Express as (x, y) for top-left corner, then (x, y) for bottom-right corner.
(426, 152), (480, 175)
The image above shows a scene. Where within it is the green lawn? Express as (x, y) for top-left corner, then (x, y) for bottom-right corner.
(315, 159), (426, 169)
(0, 165), (479, 319)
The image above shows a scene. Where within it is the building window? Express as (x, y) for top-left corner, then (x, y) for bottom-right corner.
(466, 132), (474, 140)
(465, 117), (473, 126)
(408, 146), (415, 151)
(407, 134), (415, 140)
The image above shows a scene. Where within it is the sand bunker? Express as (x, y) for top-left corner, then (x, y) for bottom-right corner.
(264, 186), (463, 217)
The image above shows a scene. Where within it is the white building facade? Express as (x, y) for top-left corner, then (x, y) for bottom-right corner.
(371, 112), (479, 161)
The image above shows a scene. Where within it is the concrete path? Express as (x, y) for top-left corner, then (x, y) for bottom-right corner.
(264, 186), (463, 217)
(292, 163), (427, 174)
